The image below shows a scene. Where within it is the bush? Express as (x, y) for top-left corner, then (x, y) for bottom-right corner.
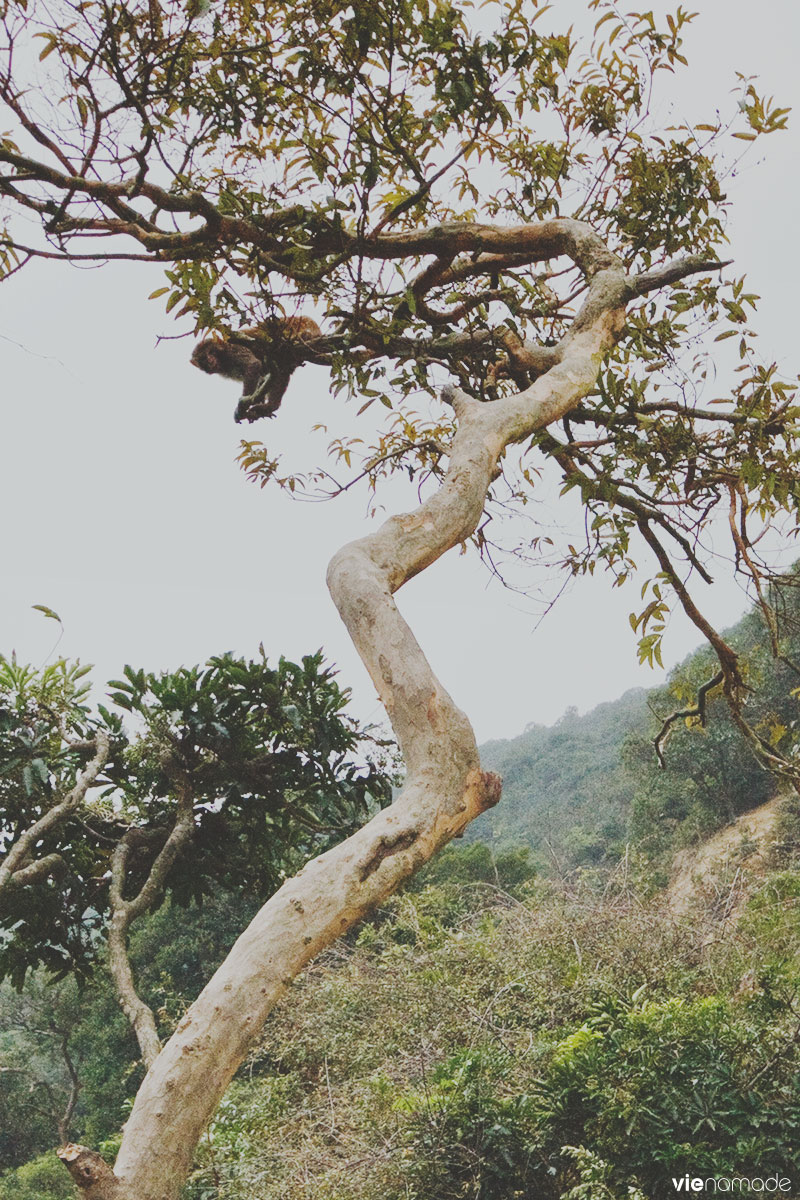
(0, 1153), (74, 1200)
(398, 1046), (538, 1199)
(534, 992), (800, 1198)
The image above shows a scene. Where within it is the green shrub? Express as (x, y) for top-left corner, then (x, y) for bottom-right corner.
(0, 1152), (74, 1200)
(398, 1046), (538, 1199)
(560, 1146), (646, 1200)
(533, 992), (800, 1198)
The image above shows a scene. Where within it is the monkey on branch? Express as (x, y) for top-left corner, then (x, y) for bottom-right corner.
(190, 315), (322, 423)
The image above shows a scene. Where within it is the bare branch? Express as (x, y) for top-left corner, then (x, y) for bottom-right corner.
(628, 254), (732, 297)
(653, 671), (724, 766)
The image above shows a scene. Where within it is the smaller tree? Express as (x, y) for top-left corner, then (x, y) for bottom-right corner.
(0, 644), (395, 1066)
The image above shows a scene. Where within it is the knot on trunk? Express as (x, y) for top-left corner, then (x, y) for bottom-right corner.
(57, 1144), (124, 1199)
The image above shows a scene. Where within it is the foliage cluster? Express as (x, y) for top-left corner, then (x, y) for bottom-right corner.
(0, 648), (394, 988)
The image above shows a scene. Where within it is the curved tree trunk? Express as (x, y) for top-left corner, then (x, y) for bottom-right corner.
(111, 389), (511, 1200)
(61, 229), (714, 1200)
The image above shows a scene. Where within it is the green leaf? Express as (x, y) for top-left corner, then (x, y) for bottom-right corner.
(32, 604), (62, 623)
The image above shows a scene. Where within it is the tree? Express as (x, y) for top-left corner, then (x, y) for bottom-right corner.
(0, 0), (796, 1196)
(0, 647), (392, 1067)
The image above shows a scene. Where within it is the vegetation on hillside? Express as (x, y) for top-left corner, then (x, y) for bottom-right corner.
(169, 843), (800, 1200)
(2, 788), (799, 1199)
(474, 573), (800, 868)
(7, 842), (798, 1200)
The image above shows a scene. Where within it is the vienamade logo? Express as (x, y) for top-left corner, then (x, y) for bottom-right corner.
(672, 1174), (792, 1194)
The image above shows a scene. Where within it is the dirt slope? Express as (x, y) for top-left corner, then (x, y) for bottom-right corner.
(666, 795), (784, 918)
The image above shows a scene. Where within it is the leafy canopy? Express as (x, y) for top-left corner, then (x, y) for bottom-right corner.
(0, 648), (394, 986)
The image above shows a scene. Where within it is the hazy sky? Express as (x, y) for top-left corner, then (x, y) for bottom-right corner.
(1, 0), (798, 744)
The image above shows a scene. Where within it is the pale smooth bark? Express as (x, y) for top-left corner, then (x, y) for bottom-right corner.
(106, 779), (196, 1069)
(59, 225), (719, 1200)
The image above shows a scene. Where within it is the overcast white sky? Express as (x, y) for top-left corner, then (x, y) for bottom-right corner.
(1, 0), (798, 744)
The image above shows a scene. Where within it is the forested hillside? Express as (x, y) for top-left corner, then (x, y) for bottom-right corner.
(473, 577), (800, 867)
(476, 687), (648, 866)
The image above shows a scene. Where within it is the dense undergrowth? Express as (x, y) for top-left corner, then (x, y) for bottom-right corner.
(177, 839), (800, 1200)
(1, 829), (799, 1200)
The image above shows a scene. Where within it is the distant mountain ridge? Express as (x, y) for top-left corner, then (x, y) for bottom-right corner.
(473, 687), (650, 865)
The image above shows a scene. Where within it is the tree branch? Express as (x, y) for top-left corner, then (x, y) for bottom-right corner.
(653, 671), (724, 766)
(106, 775), (196, 1069)
(0, 731), (109, 895)
(628, 253), (731, 296)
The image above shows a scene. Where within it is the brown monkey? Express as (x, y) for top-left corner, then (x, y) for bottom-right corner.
(190, 316), (322, 423)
